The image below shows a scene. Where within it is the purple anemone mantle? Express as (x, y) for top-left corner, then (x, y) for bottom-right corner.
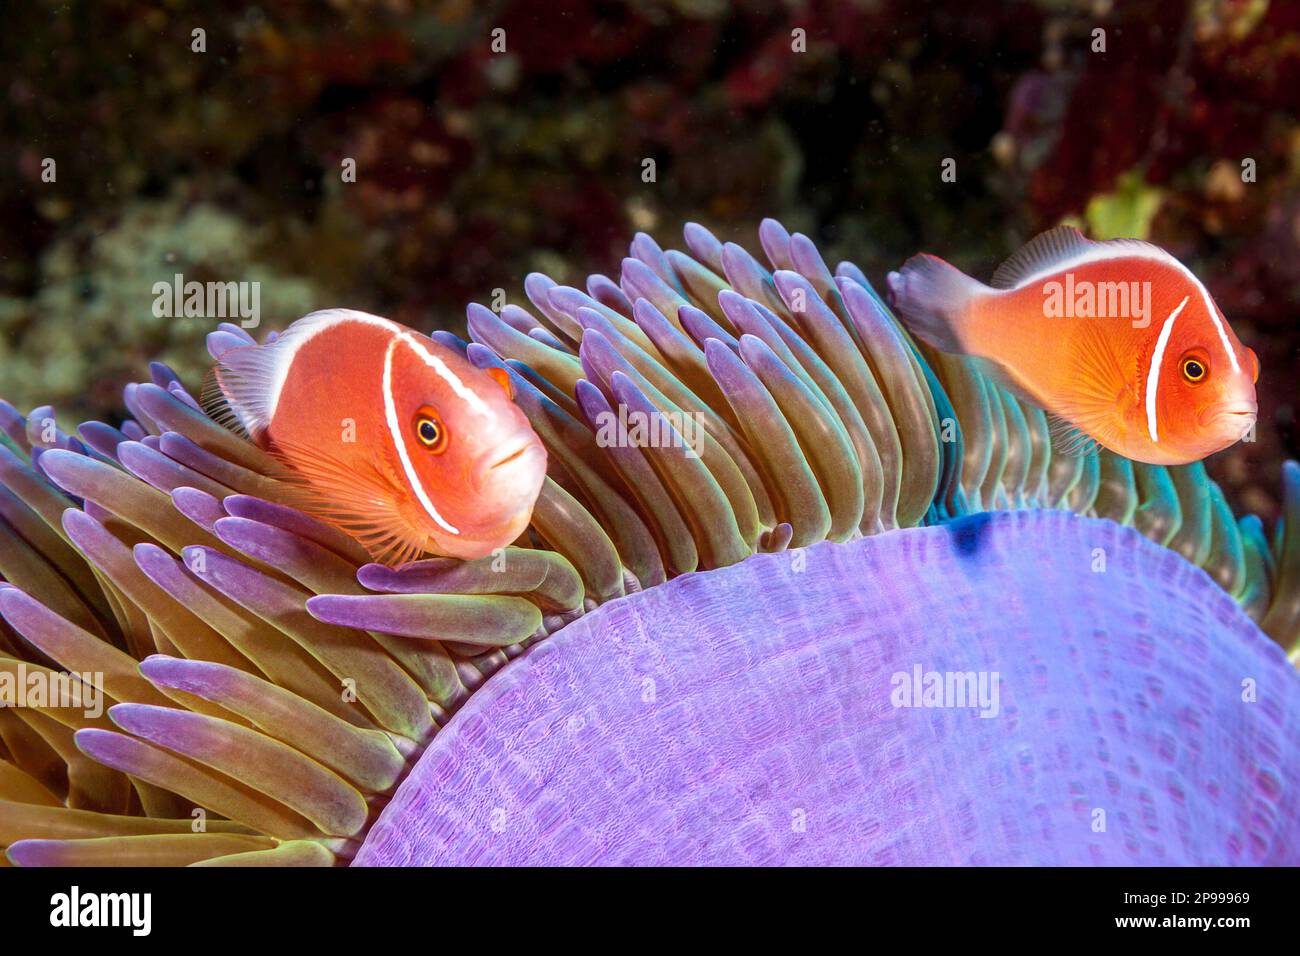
(355, 511), (1300, 866)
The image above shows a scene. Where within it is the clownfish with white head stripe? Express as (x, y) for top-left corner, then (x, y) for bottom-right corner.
(206, 309), (547, 565)
(887, 226), (1259, 466)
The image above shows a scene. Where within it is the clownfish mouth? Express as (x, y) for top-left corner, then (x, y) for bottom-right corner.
(1199, 400), (1258, 426)
(474, 440), (547, 496)
(1200, 401), (1258, 443)
(490, 444), (534, 470)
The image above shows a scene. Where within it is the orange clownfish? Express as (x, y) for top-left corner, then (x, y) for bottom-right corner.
(887, 226), (1259, 466)
(207, 309), (547, 565)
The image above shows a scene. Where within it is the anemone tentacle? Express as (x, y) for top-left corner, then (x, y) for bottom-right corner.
(0, 220), (1296, 866)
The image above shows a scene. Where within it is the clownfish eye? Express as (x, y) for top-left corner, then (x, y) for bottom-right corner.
(412, 409), (448, 453)
(1181, 357), (1207, 383)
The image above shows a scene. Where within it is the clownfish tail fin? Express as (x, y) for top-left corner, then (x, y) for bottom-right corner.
(886, 254), (988, 354)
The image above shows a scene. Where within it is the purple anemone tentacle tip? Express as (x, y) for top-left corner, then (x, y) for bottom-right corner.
(354, 512), (1300, 867)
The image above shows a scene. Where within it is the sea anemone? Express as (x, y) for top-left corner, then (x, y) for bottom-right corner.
(357, 512), (1300, 866)
(1, 220), (1296, 866)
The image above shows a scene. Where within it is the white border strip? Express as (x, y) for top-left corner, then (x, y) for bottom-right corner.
(400, 333), (490, 416)
(1145, 295), (1189, 443)
(383, 336), (459, 535)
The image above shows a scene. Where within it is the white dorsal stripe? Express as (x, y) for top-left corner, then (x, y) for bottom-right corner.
(398, 332), (490, 416)
(1145, 295), (1189, 443)
(250, 308), (495, 424)
(263, 310), (401, 423)
(383, 335), (459, 536)
(1010, 242), (1240, 373)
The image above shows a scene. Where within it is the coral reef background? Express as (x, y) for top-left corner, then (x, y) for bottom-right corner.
(2, 0), (1298, 520)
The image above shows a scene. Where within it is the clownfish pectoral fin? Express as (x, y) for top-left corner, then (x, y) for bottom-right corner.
(886, 254), (988, 354)
(989, 225), (1091, 290)
(1047, 415), (1103, 458)
(334, 516), (428, 567)
(1051, 319), (1133, 455)
(973, 358), (1106, 457)
(268, 435), (430, 566)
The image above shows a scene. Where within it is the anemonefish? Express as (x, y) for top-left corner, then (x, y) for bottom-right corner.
(886, 226), (1259, 466)
(205, 309), (547, 565)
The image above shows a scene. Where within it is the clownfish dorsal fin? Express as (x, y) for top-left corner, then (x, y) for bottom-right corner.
(267, 434), (430, 566)
(990, 225), (1093, 290)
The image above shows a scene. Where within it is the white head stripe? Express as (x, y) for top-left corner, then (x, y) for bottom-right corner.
(1145, 295), (1189, 443)
(383, 337), (459, 536)
(399, 332), (491, 416)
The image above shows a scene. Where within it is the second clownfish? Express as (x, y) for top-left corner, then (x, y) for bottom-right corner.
(887, 226), (1259, 466)
(206, 309), (547, 565)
